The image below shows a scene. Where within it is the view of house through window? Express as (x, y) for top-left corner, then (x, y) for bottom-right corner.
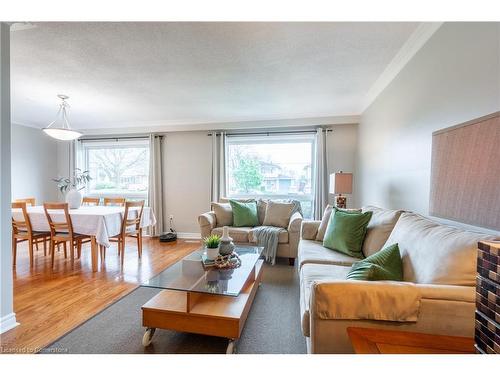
(78, 138), (150, 200)
(225, 134), (315, 218)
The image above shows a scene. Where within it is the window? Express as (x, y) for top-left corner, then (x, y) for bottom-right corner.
(77, 138), (150, 200)
(225, 134), (315, 218)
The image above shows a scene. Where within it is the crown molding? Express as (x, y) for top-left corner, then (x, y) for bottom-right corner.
(78, 115), (360, 135)
(361, 22), (443, 113)
(11, 120), (42, 129)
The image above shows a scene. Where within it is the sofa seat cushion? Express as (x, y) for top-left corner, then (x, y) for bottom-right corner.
(300, 263), (351, 337)
(248, 227), (289, 244)
(298, 239), (360, 269)
(211, 227), (253, 243)
(383, 212), (499, 286)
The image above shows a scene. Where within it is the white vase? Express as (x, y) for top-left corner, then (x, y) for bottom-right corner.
(206, 246), (220, 260)
(219, 226), (235, 256)
(66, 189), (82, 209)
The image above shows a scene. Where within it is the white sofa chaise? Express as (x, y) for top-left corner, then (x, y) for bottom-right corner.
(299, 206), (498, 353)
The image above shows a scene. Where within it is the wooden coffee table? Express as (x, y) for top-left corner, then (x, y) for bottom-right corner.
(141, 246), (264, 353)
(347, 327), (475, 354)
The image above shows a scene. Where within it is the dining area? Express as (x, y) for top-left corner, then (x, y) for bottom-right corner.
(11, 197), (156, 272)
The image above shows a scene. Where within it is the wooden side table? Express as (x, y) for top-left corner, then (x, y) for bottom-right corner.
(347, 327), (475, 354)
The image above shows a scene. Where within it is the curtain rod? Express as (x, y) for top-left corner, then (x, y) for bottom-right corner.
(207, 129), (332, 136)
(78, 135), (153, 142)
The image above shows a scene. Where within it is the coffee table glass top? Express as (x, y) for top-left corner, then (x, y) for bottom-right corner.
(141, 246), (264, 297)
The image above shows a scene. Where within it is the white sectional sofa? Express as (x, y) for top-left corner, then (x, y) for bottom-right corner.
(298, 206), (498, 353)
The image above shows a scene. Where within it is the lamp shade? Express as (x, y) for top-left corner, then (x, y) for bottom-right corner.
(329, 172), (353, 194)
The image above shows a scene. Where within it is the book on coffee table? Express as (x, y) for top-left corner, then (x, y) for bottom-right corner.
(201, 253), (216, 268)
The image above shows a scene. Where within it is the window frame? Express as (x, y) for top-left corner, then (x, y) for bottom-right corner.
(224, 133), (316, 218)
(77, 138), (150, 201)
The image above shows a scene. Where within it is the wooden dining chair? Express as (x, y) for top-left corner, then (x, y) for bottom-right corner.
(43, 202), (92, 269)
(109, 201), (145, 259)
(12, 202), (50, 267)
(14, 197), (43, 252)
(14, 197), (36, 206)
(82, 197), (100, 206)
(103, 197), (126, 206)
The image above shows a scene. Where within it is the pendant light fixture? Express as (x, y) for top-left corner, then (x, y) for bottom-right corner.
(42, 94), (82, 141)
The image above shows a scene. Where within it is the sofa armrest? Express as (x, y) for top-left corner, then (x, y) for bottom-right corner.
(301, 220), (321, 240)
(198, 211), (216, 238)
(288, 211), (303, 233)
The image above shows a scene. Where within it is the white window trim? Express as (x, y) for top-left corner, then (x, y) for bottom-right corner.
(224, 133), (316, 217)
(77, 137), (150, 200)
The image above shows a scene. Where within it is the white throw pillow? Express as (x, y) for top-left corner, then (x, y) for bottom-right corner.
(211, 202), (233, 227)
(257, 199), (268, 225)
(263, 200), (294, 228)
(361, 206), (404, 257)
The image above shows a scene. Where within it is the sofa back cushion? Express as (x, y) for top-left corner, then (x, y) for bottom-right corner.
(211, 202), (233, 227)
(361, 206), (404, 257)
(382, 212), (498, 286)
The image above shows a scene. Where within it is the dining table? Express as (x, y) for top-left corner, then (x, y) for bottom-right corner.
(11, 205), (157, 272)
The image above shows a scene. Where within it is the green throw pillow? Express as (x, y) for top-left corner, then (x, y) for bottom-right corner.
(322, 208), (372, 258)
(346, 243), (403, 281)
(229, 200), (259, 227)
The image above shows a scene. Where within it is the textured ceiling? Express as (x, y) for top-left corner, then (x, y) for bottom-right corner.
(10, 22), (419, 130)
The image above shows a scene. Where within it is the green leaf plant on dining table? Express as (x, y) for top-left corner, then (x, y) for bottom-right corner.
(52, 168), (92, 209)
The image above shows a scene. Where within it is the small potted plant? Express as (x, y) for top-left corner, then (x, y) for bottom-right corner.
(53, 168), (92, 209)
(204, 234), (221, 260)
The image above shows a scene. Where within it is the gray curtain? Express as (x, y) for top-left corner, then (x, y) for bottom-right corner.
(313, 128), (329, 220)
(210, 131), (226, 203)
(148, 134), (165, 236)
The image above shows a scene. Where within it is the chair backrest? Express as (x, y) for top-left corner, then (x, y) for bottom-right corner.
(121, 201), (144, 235)
(43, 202), (74, 237)
(12, 202), (33, 235)
(14, 197), (36, 206)
(104, 197), (126, 206)
(82, 197), (100, 206)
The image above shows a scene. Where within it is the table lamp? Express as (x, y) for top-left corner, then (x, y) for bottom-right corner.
(330, 171), (353, 209)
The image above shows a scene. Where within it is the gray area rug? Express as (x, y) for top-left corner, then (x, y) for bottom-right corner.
(43, 260), (306, 354)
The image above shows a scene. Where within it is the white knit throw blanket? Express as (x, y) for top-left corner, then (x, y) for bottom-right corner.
(253, 200), (302, 265)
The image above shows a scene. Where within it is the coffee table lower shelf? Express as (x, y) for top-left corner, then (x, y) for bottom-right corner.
(141, 259), (264, 353)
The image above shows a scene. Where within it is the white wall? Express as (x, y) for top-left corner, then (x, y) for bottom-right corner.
(357, 23), (500, 219)
(162, 131), (212, 235)
(11, 124), (59, 202)
(160, 124), (358, 234)
(0, 22), (17, 334)
(327, 123), (358, 208)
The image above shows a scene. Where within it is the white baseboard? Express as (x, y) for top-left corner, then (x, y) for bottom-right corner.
(0, 312), (19, 334)
(176, 232), (202, 240)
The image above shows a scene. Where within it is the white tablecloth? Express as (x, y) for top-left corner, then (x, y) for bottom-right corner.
(12, 206), (156, 247)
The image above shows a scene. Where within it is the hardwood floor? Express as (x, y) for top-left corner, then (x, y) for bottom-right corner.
(0, 237), (201, 353)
